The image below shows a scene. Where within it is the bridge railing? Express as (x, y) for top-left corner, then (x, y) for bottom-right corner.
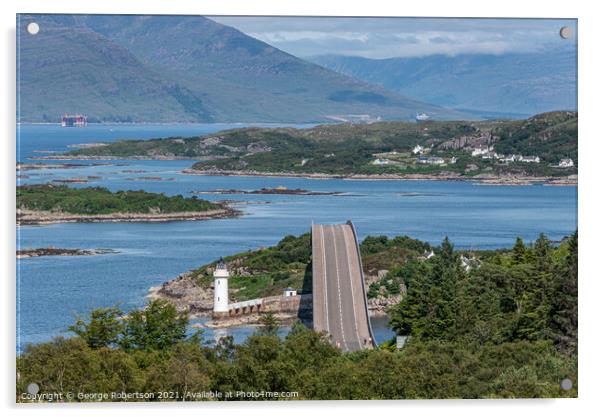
(346, 220), (377, 348)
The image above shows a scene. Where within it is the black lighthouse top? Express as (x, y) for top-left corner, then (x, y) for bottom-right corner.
(216, 258), (226, 270)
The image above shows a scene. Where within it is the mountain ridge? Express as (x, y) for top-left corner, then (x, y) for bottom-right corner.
(309, 47), (576, 117)
(18, 14), (462, 123)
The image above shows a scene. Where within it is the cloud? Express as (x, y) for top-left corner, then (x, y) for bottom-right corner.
(210, 16), (577, 59)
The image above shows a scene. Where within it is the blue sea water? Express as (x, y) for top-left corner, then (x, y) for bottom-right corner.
(16, 124), (578, 351)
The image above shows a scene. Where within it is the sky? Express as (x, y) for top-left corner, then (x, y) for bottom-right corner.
(211, 17), (577, 59)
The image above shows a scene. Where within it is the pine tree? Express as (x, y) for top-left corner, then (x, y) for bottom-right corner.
(512, 237), (527, 264)
(549, 231), (578, 354)
(533, 233), (552, 272)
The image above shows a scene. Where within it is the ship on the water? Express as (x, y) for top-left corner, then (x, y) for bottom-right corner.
(415, 113), (430, 122)
(61, 114), (87, 127)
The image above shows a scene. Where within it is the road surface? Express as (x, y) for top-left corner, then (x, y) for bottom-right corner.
(312, 222), (375, 352)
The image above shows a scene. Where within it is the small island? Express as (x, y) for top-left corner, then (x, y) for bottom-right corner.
(48, 112), (578, 185)
(17, 247), (119, 259)
(17, 184), (240, 226)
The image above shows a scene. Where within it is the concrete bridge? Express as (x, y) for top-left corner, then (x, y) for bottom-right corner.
(311, 221), (376, 352)
(227, 298), (263, 316)
(225, 294), (312, 317)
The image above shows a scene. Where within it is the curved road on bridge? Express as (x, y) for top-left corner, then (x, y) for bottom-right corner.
(312, 222), (375, 352)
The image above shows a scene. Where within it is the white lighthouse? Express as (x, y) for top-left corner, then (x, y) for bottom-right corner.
(212, 258), (229, 319)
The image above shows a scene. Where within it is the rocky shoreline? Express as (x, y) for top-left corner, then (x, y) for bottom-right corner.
(17, 162), (112, 170)
(17, 247), (119, 259)
(20, 159), (577, 186)
(200, 312), (304, 329)
(32, 155), (202, 161)
(182, 168), (577, 186)
(147, 272), (215, 318)
(191, 187), (345, 196)
(17, 207), (241, 226)
(149, 266), (399, 328)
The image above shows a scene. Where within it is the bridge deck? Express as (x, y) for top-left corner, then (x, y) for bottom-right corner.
(312, 222), (375, 352)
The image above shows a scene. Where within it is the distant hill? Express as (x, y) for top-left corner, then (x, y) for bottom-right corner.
(309, 48), (576, 117)
(65, 111), (577, 178)
(17, 14), (461, 123)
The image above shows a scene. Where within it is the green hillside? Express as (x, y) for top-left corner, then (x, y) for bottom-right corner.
(67, 112), (578, 177)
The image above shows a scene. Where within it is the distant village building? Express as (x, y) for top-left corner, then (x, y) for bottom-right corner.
(500, 154), (519, 163)
(481, 151), (499, 160)
(450, 156), (458, 164)
(519, 155), (540, 163)
(412, 145), (425, 155)
(471, 146), (492, 157)
(372, 158), (392, 165)
(558, 158), (574, 168)
(460, 255), (481, 272)
(283, 288), (297, 297)
(61, 114), (87, 127)
(500, 155), (541, 164)
(417, 156), (445, 165)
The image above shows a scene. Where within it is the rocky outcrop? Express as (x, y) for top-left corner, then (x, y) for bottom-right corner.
(17, 207), (240, 226)
(149, 272), (214, 317)
(368, 295), (402, 316)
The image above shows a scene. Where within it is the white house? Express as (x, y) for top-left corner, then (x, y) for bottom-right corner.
(471, 146), (491, 157)
(412, 145), (425, 155)
(520, 155), (540, 163)
(481, 151), (499, 160)
(500, 154), (520, 163)
(460, 255), (481, 272)
(559, 158), (574, 168)
(283, 288), (297, 297)
(417, 156), (445, 165)
(372, 158), (392, 165)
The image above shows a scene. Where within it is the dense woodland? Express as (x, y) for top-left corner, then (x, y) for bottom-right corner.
(17, 185), (220, 215)
(17, 232), (577, 400)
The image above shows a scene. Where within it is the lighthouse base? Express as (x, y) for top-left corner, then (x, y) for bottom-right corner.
(212, 311), (229, 320)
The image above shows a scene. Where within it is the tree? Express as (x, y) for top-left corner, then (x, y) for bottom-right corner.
(439, 236), (455, 266)
(257, 312), (280, 336)
(389, 237), (460, 340)
(68, 306), (124, 349)
(145, 342), (214, 400)
(533, 233), (552, 272)
(512, 237), (528, 264)
(367, 282), (380, 299)
(549, 231), (578, 354)
(119, 299), (188, 352)
(17, 337), (144, 400)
